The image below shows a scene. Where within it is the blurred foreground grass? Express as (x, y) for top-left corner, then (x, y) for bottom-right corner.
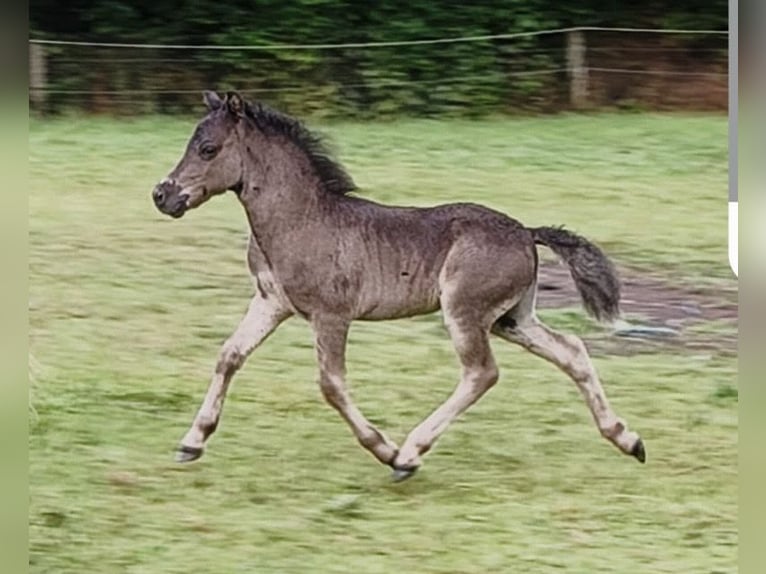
(29, 113), (736, 573)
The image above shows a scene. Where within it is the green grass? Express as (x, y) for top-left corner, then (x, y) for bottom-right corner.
(29, 113), (736, 573)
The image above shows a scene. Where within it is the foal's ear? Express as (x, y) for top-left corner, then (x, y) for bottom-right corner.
(202, 90), (223, 111)
(225, 91), (246, 119)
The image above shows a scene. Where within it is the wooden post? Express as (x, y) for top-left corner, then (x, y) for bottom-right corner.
(567, 30), (588, 109)
(29, 42), (47, 112)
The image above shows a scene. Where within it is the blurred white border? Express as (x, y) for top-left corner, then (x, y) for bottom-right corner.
(729, 0), (737, 277)
(730, 201), (738, 276)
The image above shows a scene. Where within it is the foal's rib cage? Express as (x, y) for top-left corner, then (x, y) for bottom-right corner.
(153, 90), (645, 481)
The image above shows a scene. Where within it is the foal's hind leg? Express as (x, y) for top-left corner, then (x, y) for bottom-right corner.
(176, 293), (290, 462)
(492, 313), (645, 463)
(312, 316), (400, 466)
(392, 312), (499, 479)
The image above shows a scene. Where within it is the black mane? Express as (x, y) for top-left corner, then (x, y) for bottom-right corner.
(244, 101), (357, 196)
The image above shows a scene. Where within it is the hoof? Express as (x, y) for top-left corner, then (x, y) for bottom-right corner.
(391, 465), (418, 482)
(630, 439), (646, 464)
(175, 444), (204, 463)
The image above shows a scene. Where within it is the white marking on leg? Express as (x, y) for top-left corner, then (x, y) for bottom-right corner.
(395, 316), (499, 469)
(319, 371), (398, 463)
(313, 318), (399, 465)
(180, 294), (290, 450)
(494, 316), (639, 454)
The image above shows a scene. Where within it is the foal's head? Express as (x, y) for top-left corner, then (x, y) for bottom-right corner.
(152, 91), (245, 218)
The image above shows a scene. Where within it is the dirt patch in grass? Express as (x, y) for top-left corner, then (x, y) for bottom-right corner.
(536, 262), (738, 356)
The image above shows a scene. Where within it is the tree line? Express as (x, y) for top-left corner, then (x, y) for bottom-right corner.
(30, 1), (728, 116)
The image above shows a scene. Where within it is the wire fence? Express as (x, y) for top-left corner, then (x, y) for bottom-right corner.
(29, 26), (729, 117)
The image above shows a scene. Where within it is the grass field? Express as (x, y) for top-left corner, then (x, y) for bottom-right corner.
(29, 113), (737, 573)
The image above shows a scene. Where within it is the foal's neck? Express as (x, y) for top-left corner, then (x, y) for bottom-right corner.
(235, 126), (334, 236)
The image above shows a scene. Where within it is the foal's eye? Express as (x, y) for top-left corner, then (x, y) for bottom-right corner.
(199, 144), (218, 159)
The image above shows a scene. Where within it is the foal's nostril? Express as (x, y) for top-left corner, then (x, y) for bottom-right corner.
(153, 187), (165, 206)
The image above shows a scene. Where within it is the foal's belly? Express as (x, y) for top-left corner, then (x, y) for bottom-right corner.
(354, 274), (442, 320)
(357, 297), (441, 321)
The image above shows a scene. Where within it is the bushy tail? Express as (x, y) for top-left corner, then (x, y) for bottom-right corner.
(531, 226), (621, 322)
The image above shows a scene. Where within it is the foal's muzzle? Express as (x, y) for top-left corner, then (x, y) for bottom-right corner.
(152, 179), (188, 218)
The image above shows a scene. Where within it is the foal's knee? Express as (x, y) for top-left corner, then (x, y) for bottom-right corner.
(482, 364), (500, 388)
(466, 363), (499, 392)
(215, 344), (246, 376)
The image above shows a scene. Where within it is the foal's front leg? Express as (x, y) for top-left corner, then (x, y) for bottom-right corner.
(312, 316), (399, 466)
(176, 293), (291, 462)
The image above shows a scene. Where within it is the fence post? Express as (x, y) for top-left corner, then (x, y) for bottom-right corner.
(29, 42), (47, 112)
(567, 30), (588, 109)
